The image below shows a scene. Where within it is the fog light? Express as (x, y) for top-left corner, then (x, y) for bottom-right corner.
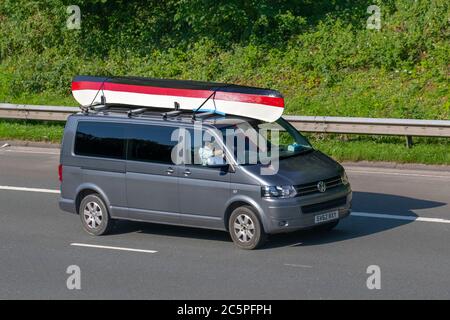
(279, 221), (289, 227)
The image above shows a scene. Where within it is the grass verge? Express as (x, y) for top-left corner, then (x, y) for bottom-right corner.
(0, 120), (64, 143)
(308, 134), (450, 165)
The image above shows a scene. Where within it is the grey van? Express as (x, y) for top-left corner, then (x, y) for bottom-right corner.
(59, 108), (352, 249)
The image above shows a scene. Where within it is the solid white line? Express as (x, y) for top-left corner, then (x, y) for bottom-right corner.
(351, 212), (450, 224)
(2, 149), (59, 155)
(347, 169), (450, 179)
(70, 243), (158, 254)
(0, 185), (60, 194)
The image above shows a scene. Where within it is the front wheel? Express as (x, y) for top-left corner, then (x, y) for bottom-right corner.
(228, 206), (266, 250)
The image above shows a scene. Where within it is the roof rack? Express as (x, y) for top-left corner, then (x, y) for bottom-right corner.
(81, 103), (109, 114)
(79, 99), (226, 122)
(127, 107), (148, 117)
(80, 95), (109, 114)
(192, 111), (219, 120)
(162, 102), (182, 119)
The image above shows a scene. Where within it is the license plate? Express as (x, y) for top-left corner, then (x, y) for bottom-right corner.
(314, 210), (339, 224)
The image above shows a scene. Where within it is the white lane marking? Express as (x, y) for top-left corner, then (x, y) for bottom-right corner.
(70, 243), (158, 254)
(284, 263), (313, 269)
(347, 169), (450, 179)
(0, 185), (60, 194)
(1, 185), (449, 225)
(1, 149), (59, 155)
(351, 212), (450, 224)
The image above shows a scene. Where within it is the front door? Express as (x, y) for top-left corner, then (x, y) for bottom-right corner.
(178, 127), (231, 229)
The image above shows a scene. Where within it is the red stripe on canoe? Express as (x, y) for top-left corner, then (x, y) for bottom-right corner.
(72, 81), (284, 108)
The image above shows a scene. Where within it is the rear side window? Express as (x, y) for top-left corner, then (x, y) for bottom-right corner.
(127, 124), (178, 164)
(75, 122), (125, 159)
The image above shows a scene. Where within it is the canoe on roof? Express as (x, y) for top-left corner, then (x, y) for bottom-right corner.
(72, 76), (284, 122)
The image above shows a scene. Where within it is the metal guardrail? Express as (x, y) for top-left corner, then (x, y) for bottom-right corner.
(284, 115), (450, 138)
(1, 103), (449, 146)
(0, 104), (78, 121)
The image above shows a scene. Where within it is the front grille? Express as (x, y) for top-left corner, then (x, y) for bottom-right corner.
(295, 176), (342, 196)
(301, 196), (347, 214)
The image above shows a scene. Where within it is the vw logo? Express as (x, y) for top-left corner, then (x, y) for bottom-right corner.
(317, 181), (326, 193)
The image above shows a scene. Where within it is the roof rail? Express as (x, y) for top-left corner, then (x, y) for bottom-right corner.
(79, 101), (226, 121)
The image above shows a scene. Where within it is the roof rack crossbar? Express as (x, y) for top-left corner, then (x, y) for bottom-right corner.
(162, 102), (183, 119)
(80, 104), (110, 115)
(192, 111), (216, 120)
(127, 108), (148, 117)
(162, 110), (183, 119)
(92, 104), (109, 112)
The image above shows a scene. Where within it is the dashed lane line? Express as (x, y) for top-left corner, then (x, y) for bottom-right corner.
(70, 243), (158, 254)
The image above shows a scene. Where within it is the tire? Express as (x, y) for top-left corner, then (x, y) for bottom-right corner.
(228, 206), (267, 250)
(314, 219), (339, 232)
(79, 193), (115, 236)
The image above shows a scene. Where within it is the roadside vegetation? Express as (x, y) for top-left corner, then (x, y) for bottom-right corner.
(0, 0), (448, 163)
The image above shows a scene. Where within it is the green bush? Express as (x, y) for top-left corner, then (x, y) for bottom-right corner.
(0, 0), (448, 119)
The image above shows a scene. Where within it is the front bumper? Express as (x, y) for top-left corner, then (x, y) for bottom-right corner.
(261, 184), (352, 234)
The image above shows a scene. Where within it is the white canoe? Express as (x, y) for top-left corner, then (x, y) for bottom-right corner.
(72, 76), (284, 122)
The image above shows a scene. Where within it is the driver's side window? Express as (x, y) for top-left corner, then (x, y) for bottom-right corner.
(189, 128), (226, 167)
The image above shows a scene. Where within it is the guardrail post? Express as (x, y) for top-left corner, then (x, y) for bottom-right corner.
(405, 135), (413, 148)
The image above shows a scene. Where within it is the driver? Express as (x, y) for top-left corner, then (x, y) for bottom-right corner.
(198, 140), (225, 166)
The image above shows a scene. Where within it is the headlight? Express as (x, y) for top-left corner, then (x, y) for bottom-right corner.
(261, 185), (297, 198)
(341, 171), (349, 185)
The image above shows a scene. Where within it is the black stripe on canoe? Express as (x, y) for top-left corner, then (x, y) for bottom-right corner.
(73, 75), (283, 98)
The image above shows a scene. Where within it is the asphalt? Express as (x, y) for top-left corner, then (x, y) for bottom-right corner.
(0, 145), (449, 299)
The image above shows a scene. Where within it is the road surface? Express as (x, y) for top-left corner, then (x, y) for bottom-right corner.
(0, 146), (449, 299)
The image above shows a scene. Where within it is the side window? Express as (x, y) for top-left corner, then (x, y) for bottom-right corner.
(74, 122), (125, 159)
(127, 124), (178, 164)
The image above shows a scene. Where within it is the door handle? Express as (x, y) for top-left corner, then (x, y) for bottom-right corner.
(184, 169), (191, 176)
(166, 167), (174, 175)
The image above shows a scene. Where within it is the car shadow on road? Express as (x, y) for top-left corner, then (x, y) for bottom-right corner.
(111, 191), (446, 249)
(263, 191), (446, 249)
(113, 220), (232, 242)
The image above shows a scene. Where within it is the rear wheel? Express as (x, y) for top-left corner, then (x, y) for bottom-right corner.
(229, 206), (266, 250)
(79, 194), (114, 236)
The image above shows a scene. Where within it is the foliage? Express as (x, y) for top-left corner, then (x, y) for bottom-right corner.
(0, 0), (448, 119)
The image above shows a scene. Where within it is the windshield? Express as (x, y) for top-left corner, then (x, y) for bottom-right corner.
(219, 117), (313, 165)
